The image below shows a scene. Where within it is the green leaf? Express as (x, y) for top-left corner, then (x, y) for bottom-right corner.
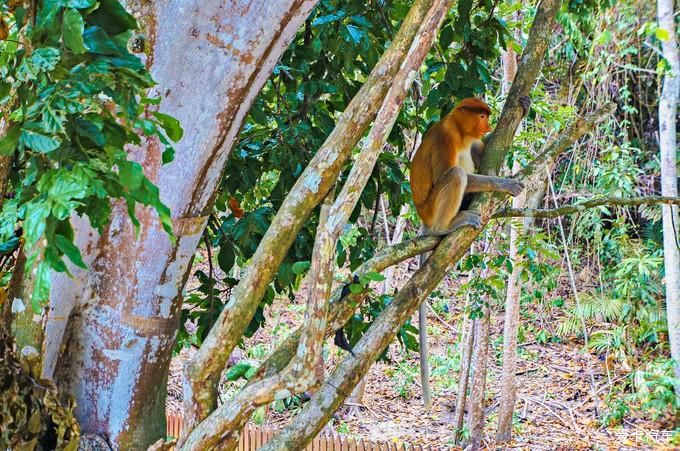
(86, 0), (138, 35)
(16, 47), (61, 81)
(312, 11), (346, 26)
(0, 125), (20, 156)
(225, 362), (254, 381)
(37, 0), (64, 27)
(63, 9), (88, 54)
(291, 261), (310, 275)
(343, 24), (362, 45)
(66, 0), (97, 8)
(349, 283), (363, 294)
(23, 201), (50, 248)
(54, 234), (87, 269)
(83, 26), (123, 55)
(162, 147), (175, 164)
(32, 261), (52, 310)
(119, 161), (144, 191)
(20, 129), (61, 153)
(0, 82), (10, 100)
(152, 112), (184, 142)
(363, 271), (385, 282)
(0, 236), (20, 255)
(217, 243), (235, 272)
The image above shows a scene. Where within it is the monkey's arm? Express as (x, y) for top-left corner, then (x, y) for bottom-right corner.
(465, 174), (524, 196)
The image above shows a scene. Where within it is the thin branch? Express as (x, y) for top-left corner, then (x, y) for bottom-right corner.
(493, 196), (680, 219)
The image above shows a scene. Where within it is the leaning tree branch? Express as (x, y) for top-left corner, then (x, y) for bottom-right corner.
(180, 194), (336, 450)
(260, 1), (563, 449)
(181, 0), (443, 436)
(249, 234), (440, 384)
(181, 0), (453, 447)
(494, 196), (680, 219)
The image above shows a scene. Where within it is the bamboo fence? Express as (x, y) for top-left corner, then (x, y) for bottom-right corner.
(166, 414), (451, 450)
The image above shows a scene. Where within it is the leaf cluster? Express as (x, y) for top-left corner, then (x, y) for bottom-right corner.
(0, 0), (181, 306)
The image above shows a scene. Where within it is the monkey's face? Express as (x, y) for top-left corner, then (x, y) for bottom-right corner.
(475, 113), (492, 138)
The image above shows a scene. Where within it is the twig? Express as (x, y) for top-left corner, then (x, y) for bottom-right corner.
(519, 395), (574, 430)
(426, 302), (457, 334)
(493, 196), (680, 219)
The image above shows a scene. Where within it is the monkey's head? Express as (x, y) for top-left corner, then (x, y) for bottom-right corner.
(452, 97), (492, 139)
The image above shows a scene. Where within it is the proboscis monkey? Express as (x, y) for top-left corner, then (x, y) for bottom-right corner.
(409, 97), (529, 235)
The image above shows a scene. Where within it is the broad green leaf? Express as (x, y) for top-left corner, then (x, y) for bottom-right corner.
(119, 161), (144, 191)
(291, 261), (310, 275)
(0, 125), (20, 156)
(55, 234), (88, 269)
(37, 0), (64, 27)
(162, 147), (175, 164)
(363, 271), (385, 282)
(349, 283), (363, 294)
(86, 0), (138, 35)
(83, 26), (122, 55)
(63, 9), (88, 54)
(76, 118), (106, 146)
(225, 362), (255, 381)
(312, 11), (346, 26)
(48, 177), (89, 202)
(152, 112), (184, 142)
(0, 82), (10, 100)
(42, 106), (66, 134)
(20, 129), (61, 153)
(343, 24), (362, 45)
(22, 201), (50, 247)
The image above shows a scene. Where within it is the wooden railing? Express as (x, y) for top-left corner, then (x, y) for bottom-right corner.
(166, 415), (450, 450)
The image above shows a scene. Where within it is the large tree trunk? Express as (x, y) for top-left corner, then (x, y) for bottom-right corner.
(43, 1), (317, 449)
(657, 0), (680, 397)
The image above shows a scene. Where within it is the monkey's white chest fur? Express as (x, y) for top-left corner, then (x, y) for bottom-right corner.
(457, 148), (476, 174)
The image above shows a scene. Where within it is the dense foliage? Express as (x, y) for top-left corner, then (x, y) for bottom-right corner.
(0, 0), (677, 441)
(0, 0), (180, 307)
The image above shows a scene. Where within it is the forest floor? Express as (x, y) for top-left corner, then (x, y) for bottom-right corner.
(167, 257), (677, 450)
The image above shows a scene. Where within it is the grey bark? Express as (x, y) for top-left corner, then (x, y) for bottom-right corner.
(657, 0), (680, 397)
(496, 44), (525, 442)
(465, 308), (491, 451)
(44, 1), (317, 449)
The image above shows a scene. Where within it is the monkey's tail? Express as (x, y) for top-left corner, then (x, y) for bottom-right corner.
(417, 224), (433, 409)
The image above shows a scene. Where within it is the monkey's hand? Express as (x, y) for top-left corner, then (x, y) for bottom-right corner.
(519, 95), (531, 116)
(504, 178), (525, 197)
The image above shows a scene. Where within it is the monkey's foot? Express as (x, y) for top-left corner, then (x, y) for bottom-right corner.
(449, 211), (482, 232)
(504, 179), (525, 197)
(519, 95), (531, 116)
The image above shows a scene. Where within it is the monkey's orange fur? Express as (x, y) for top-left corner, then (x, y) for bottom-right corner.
(410, 98), (492, 230)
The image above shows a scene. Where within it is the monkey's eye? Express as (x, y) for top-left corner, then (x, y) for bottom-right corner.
(480, 114), (487, 119)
